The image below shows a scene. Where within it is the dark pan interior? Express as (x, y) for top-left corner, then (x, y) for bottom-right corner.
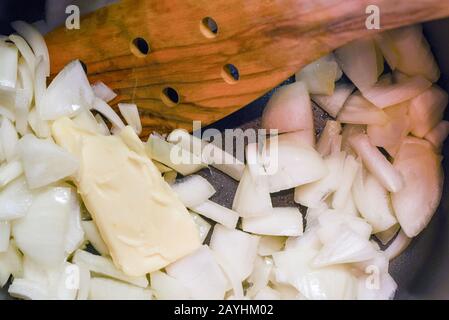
(1, 1), (449, 300)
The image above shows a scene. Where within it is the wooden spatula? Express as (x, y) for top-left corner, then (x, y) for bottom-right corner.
(44, 0), (449, 135)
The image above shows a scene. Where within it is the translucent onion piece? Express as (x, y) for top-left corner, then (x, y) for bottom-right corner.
(89, 277), (152, 300)
(72, 250), (149, 288)
(349, 133), (403, 192)
(312, 82), (355, 118)
(18, 134), (79, 189)
(165, 245), (228, 300)
(0, 241), (23, 287)
(317, 212), (373, 242)
(425, 120), (449, 148)
(392, 137), (443, 237)
(33, 57), (47, 113)
(150, 271), (191, 300)
(246, 256), (273, 298)
(81, 220), (109, 256)
(94, 114), (110, 135)
(118, 103), (142, 135)
(40, 60), (95, 120)
(91, 81), (117, 102)
(384, 230), (412, 261)
(295, 54), (341, 95)
(261, 81), (314, 133)
(72, 108), (104, 134)
(335, 38), (380, 91)
(8, 278), (49, 300)
(374, 32), (399, 70)
(388, 25), (440, 82)
(277, 130), (316, 148)
(65, 190), (84, 255)
(332, 154), (360, 209)
(362, 74), (431, 109)
(254, 287), (281, 300)
(190, 200), (239, 229)
(210, 225), (259, 282)
(11, 20), (50, 76)
(16, 61), (34, 135)
(171, 175), (216, 208)
(190, 212), (211, 243)
(0, 177), (32, 221)
(0, 118), (19, 162)
(0, 43), (18, 88)
(242, 207), (303, 237)
(75, 262), (90, 300)
(316, 120), (342, 156)
(337, 93), (388, 125)
(258, 236), (285, 256)
(341, 124), (366, 155)
(352, 168), (397, 233)
(0, 159), (23, 188)
(0, 220), (10, 252)
(409, 85), (448, 138)
(357, 272), (397, 300)
(27, 108), (51, 138)
(8, 34), (36, 76)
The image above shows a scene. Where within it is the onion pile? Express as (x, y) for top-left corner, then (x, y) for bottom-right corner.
(0, 21), (447, 300)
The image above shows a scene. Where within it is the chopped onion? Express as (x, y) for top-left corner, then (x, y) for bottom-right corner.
(72, 108), (105, 134)
(425, 120), (449, 148)
(258, 236), (285, 256)
(18, 134), (79, 189)
(0, 159), (23, 187)
(91, 81), (117, 102)
(335, 37), (380, 91)
(0, 177), (32, 221)
(27, 107), (51, 138)
(118, 103), (142, 135)
(408, 85), (448, 138)
(387, 25), (440, 82)
(0, 43), (18, 88)
(0, 241), (23, 287)
(72, 249), (148, 288)
(165, 245), (228, 300)
(352, 168), (397, 233)
(246, 256), (273, 298)
(0, 117), (19, 161)
(242, 207), (303, 237)
(392, 137), (443, 237)
(357, 272), (397, 300)
(94, 114), (110, 135)
(254, 286), (281, 300)
(64, 189), (84, 255)
(337, 92), (388, 125)
(33, 57), (46, 113)
(89, 277), (152, 300)
(8, 34), (36, 76)
(332, 154), (360, 209)
(312, 82), (355, 118)
(261, 81), (313, 133)
(384, 230), (412, 261)
(150, 271), (191, 300)
(190, 200), (239, 229)
(0, 220), (11, 252)
(16, 61), (34, 135)
(81, 220), (109, 256)
(294, 151), (345, 208)
(210, 225), (259, 282)
(375, 224), (400, 245)
(295, 53), (341, 95)
(277, 130), (315, 148)
(171, 175), (216, 208)
(40, 60), (95, 120)
(317, 212), (373, 241)
(349, 133), (403, 192)
(373, 32), (399, 70)
(341, 124), (366, 155)
(8, 278), (49, 300)
(362, 74), (431, 109)
(316, 120), (342, 156)
(11, 20), (50, 76)
(190, 212), (211, 243)
(75, 262), (90, 300)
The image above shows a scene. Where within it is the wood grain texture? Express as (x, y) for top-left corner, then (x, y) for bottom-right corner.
(44, 0), (449, 135)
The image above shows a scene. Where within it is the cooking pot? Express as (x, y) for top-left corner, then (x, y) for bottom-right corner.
(1, 0), (449, 300)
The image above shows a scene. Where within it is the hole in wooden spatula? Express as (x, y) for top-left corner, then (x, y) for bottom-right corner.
(130, 37), (150, 57)
(200, 17), (219, 38)
(221, 64), (240, 84)
(161, 87), (180, 107)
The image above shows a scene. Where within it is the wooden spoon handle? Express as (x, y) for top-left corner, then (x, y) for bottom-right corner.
(45, 0), (449, 135)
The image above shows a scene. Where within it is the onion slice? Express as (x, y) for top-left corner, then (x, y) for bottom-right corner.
(91, 81), (117, 102)
(190, 200), (239, 229)
(118, 103), (142, 135)
(425, 120), (449, 149)
(312, 82), (354, 118)
(337, 93), (388, 126)
(242, 207), (303, 237)
(171, 175), (216, 208)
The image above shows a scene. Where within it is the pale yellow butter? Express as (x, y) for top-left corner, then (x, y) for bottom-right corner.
(52, 118), (201, 276)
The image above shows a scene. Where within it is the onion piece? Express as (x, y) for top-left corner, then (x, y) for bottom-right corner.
(295, 53), (341, 95)
(190, 212), (211, 243)
(64, 189), (84, 255)
(332, 154), (360, 209)
(277, 130), (315, 148)
(254, 287), (281, 300)
(392, 137), (443, 237)
(81, 220), (108, 256)
(384, 230), (412, 260)
(118, 103), (142, 135)
(335, 37), (380, 91)
(317, 212), (373, 241)
(294, 151), (345, 208)
(242, 207), (303, 237)
(72, 250), (148, 288)
(362, 74), (431, 109)
(352, 168), (397, 233)
(210, 225), (259, 282)
(0, 241), (23, 287)
(0, 220), (10, 252)
(11, 20), (50, 76)
(425, 120), (449, 149)
(312, 82), (355, 118)
(76, 262), (91, 300)
(94, 114), (110, 135)
(16, 61), (34, 135)
(190, 200), (239, 229)
(341, 124), (366, 155)
(165, 245), (228, 300)
(316, 120), (342, 156)
(357, 272), (397, 300)
(146, 134), (207, 176)
(0, 118), (19, 161)
(261, 81), (313, 133)
(387, 25), (440, 82)
(258, 236), (285, 256)
(373, 32), (399, 70)
(375, 224), (400, 245)
(91, 81), (117, 102)
(150, 271), (191, 300)
(0, 43), (18, 89)
(8, 278), (48, 300)
(27, 108), (51, 138)
(337, 93), (388, 125)
(18, 134), (79, 189)
(0, 177), (32, 221)
(408, 85), (448, 138)
(40, 60), (95, 120)
(33, 57), (46, 114)
(246, 256), (274, 298)
(8, 34), (36, 76)
(89, 277), (152, 300)
(349, 133), (403, 192)
(171, 175), (216, 208)
(0, 160), (23, 187)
